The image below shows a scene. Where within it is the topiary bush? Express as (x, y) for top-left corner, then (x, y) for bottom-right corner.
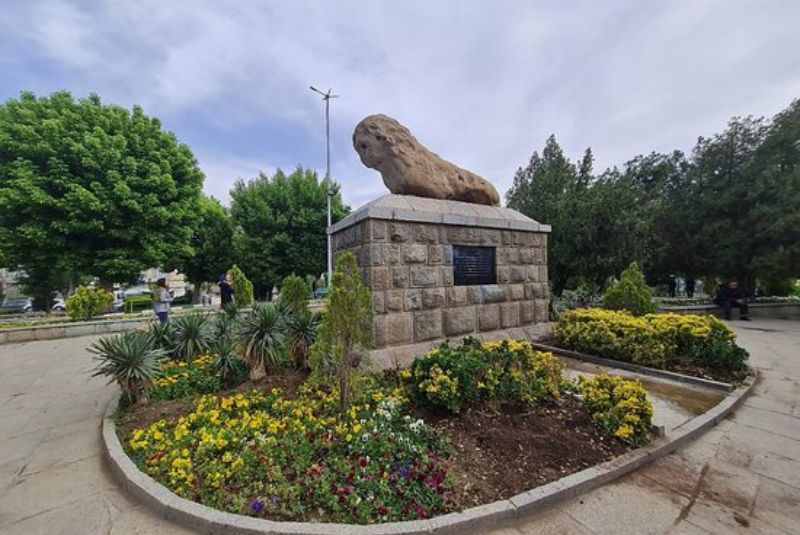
(229, 264), (254, 307)
(280, 274), (310, 313)
(410, 337), (565, 413)
(602, 262), (657, 316)
(66, 285), (113, 320)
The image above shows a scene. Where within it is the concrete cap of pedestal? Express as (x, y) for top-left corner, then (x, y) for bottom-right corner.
(328, 194), (550, 234)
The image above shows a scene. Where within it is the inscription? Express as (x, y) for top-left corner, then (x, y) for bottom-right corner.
(453, 246), (496, 286)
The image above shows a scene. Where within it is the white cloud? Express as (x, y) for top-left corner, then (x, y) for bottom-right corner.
(3, 0), (799, 208)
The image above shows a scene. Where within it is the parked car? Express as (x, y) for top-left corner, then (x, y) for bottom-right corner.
(0, 297), (33, 314)
(51, 298), (66, 314)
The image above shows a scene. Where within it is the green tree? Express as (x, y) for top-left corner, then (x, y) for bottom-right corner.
(602, 261), (657, 315)
(280, 273), (310, 313)
(310, 252), (372, 410)
(179, 195), (233, 303)
(507, 137), (642, 296)
(0, 91), (204, 309)
(230, 167), (348, 298)
(229, 264), (254, 307)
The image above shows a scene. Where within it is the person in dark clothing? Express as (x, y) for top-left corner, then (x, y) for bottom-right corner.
(685, 278), (696, 298)
(667, 275), (677, 298)
(219, 273), (234, 306)
(714, 281), (750, 320)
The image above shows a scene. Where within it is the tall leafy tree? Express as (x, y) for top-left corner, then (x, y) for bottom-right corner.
(230, 167), (348, 298)
(507, 136), (642, 296)
(0, 91), (204, 308)
(179, 195), (234, 302)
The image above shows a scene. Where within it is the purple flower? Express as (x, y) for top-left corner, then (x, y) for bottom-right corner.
(270, 496), (279, 504)
(251, 499), (264, 513)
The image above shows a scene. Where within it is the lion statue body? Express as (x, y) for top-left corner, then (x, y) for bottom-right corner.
(353, 114), (500, 206)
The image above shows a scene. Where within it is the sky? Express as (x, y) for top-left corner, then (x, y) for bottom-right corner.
(1, 0), (799, 209)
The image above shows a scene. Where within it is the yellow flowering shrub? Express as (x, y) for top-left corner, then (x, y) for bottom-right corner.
(554, 308), (749, 374)
(410, 337), (565, 412)
(576, 373), (653, 446)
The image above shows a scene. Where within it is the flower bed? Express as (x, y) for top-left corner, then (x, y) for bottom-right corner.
(117, 338), (655, 525)
(553, 308), (750, 382)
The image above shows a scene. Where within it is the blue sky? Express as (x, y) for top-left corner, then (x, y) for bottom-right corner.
(1, 1), (799, 208)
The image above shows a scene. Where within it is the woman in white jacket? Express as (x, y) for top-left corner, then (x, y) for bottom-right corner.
(153, 278), (173, 325)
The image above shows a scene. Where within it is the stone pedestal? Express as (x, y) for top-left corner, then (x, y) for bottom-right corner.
(328, 194), (551, 367)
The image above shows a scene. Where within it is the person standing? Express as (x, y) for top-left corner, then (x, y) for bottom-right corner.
(714, 280), (750, 321)
(219, 273), (234, 306)
(153, 278), (173, 324)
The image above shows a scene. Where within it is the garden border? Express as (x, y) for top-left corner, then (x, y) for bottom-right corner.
(102, 372), (756, 534)
(529, 342), (736, 392)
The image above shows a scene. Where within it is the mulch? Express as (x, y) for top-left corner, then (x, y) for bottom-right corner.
(414, 397), (629, 507)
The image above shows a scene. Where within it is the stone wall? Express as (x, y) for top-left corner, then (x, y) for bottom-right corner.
(332, 218), (549, 349)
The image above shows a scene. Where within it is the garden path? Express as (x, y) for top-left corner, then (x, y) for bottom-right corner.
(0, 319), (797, 534)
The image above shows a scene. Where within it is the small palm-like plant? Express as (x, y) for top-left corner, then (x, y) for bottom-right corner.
(237, 303), (286, 381)
(286, 310), (320, 369)
(172, 314), (211, 361)
(213, 312), (238, 341)
(89, 332), (166, 403)
(212, 336), (247, 386)
(147, 320), (175, 354)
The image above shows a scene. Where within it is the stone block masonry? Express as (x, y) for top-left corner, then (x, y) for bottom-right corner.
(330, 194), (550, 354)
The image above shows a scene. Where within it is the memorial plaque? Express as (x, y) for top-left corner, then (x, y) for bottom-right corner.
(453, 246), (496, 286)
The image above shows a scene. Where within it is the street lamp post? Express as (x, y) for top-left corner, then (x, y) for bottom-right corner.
(309, 85), (338, 284)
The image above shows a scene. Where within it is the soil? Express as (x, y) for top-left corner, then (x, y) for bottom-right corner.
(414, 397), (630, 507)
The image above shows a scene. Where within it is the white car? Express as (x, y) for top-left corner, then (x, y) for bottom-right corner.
(51, 298), (66, 314)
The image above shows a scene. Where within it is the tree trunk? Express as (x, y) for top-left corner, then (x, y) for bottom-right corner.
(192, 279), (202, 304)
(249, 361), (267, 382)
(339, 355), (350, 411)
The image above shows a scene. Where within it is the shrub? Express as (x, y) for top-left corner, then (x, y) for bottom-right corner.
(554, 308), (750, 373)
(280, 274), (310, 313)
(576, 373), (653, 446)
(410, 338), (564, 413)
(554, 308), (668, 367)
(212, 337), (247, 386)
(237, 303), (286, 380)
(172, 314), (211, 361)
(310, 252), (372, 410)
(66, 285), (113, 320)
(286, 310), (320, 369)
(602, 262), (657, 316)
(147, 320), (175, 354)
(150, 354), (222, 401)
(89, 332), (165, 403)
(230, 264), (254, 307)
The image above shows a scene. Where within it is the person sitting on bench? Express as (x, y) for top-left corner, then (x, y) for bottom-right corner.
(713, 280), (750, 321)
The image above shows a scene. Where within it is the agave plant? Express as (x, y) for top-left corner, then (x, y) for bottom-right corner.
(212, 336), (247, 386)
(286, 310), (320, 370)
(89, 332), (166, 403)
(172, 314), (211, 361)
(147, 320), (175, 354)
(212, 312), (238, 341)
(236, 303), (286, 381)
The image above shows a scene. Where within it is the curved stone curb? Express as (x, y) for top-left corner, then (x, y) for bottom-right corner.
(102, 373), (756, 535)
(531, 342), (736, 392)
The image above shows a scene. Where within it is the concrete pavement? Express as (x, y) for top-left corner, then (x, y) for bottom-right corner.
(0, 320), (797, 534)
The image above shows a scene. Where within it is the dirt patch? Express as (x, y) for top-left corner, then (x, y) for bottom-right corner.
(414, 397), (630, 507)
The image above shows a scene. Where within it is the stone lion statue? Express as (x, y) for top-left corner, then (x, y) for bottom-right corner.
(353, 114), (501, 206)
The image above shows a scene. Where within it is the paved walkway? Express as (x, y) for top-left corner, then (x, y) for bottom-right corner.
(0, 320), (797, 534)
